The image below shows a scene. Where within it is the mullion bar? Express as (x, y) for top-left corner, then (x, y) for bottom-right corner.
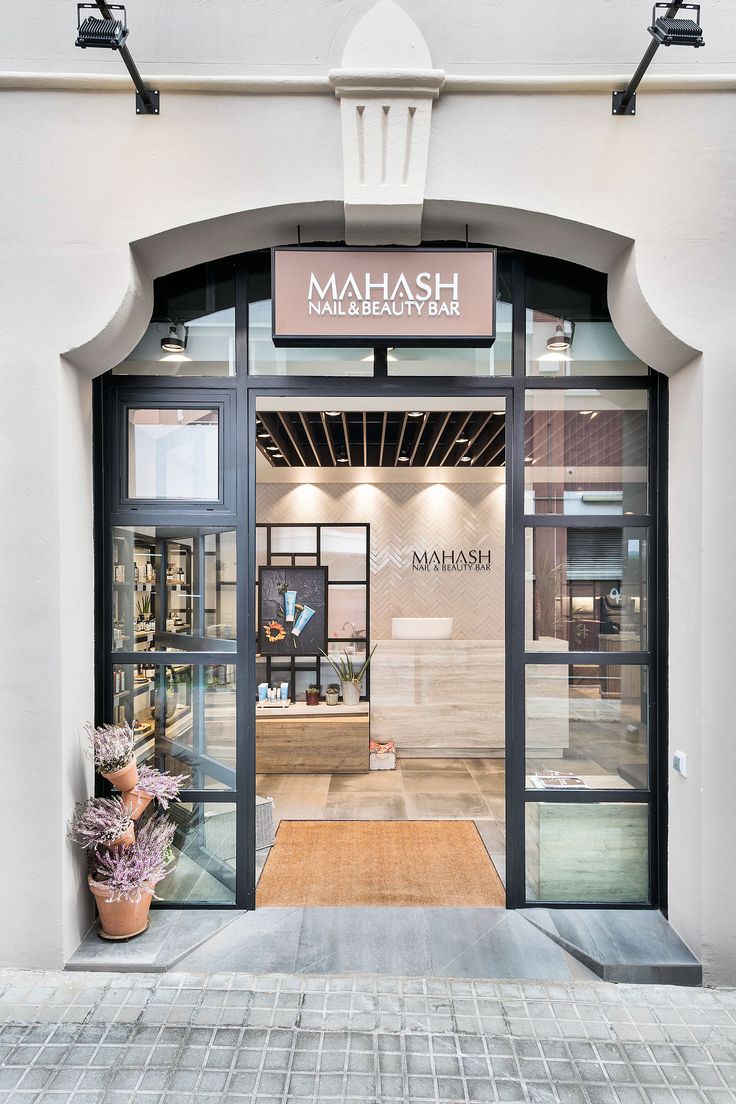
(524, 514), (650, 528)
(523, 788), (650, 803)
(525, 651), (649, 665)
(111, 652), (237, 665)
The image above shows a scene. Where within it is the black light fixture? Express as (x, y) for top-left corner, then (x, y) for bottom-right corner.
(161, 322), (187, 354)
(649, 3), (704, 45)
(398, 451), (410, 463)
(336, 449), (349, 464)
(75, 2), (160, 115)
(613, 2), (704, 116)
(547, 322), (572, 353)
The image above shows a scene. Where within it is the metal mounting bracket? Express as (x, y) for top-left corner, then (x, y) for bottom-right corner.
(612, 91), (637, 116)
(135, 89), (160, 115)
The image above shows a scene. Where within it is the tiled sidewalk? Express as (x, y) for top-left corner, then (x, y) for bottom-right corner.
(0, 970), (734, 1103)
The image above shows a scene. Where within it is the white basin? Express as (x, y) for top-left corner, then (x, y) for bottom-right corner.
(391, 617), (453, 640)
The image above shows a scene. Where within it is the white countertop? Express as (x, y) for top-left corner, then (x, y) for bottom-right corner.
(256, 701), (369, 718)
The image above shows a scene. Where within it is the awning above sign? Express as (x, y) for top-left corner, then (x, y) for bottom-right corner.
(272, 247), (496, 347)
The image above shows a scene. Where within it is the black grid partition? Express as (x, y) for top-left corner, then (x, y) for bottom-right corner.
(256, 523), (370, 701)
(95, 244), (667, 912)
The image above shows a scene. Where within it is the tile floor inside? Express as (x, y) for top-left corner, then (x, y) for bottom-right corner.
(255, 757), (506, 888)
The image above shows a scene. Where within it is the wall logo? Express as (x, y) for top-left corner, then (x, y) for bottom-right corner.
(412, 549), (493, 573)
(272, 247), (496, 346)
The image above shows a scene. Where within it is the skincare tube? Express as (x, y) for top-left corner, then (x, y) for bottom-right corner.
(258, 683), (268, 701)
(280, 682), (289, 701)
(291, 604), (315, 638)
(284, 590), (297, 623)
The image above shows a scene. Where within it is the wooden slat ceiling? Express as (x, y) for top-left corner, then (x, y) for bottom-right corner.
(256, 411), (506, 468)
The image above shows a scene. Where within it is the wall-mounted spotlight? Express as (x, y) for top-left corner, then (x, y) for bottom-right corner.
(613, 2), (704, 116)
(75, 2), (160, 115)
(161, 322), (187, 354)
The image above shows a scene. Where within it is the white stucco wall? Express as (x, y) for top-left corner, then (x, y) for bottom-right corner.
(1, 0), (735, 979)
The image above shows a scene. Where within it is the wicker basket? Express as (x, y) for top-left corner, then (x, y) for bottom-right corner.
(256, 795), (275, 850)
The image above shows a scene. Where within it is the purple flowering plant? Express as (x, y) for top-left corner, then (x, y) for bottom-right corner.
(88, 815), (177, 903)
(86, 722), (134, 774)
(68, 797), (133, 849)
(135, 765), (189, 810)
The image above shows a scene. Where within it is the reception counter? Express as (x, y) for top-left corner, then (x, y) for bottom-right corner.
(371, 638), (569, 757)
(256, 701), (370, 774)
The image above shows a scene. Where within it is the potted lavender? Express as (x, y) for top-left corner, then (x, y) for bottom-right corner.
(68, 797), (134, 849)
(87, 815), (176, 939)
(120, 764), (189, 821)
(86, 721), (138, 792)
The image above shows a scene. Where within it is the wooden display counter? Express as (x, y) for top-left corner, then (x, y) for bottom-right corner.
(256, 702), (370, 774)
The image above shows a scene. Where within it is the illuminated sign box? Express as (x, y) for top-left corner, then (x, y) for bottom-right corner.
(272, 247), (496, 347)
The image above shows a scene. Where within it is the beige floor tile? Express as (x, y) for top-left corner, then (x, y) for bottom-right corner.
(404, 792), (492, 819)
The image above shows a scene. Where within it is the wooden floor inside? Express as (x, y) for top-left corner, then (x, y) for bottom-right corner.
(256, 820), (506, 908)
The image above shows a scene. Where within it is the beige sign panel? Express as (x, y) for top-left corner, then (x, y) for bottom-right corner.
(272, 248), (496, 345)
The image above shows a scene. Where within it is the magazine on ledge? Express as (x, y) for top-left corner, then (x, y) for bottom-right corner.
(530, 769), (588, 790)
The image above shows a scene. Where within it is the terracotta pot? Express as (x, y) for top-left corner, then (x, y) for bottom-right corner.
(89, 878), (153, 939)
(103, 823), (135, 848)
(305, 691), (320, 706)
(102, 759), (139, 792)
(121, 788), (153, 821)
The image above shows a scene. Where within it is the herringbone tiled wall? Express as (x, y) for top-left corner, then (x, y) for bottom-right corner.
(257, 482), (505, 640)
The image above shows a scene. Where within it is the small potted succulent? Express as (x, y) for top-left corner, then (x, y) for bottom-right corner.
(68, 797), (134, 850)
(305, 685), (321, 706)
(86, 722), (138, 792)
(320, 646), (378, 707)
(120, 764), (189, 820)
(87, 815), (176, 939)
(325, 684), (340, 706)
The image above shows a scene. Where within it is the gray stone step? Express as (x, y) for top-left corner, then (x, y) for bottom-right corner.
(518, 908), (702, 985)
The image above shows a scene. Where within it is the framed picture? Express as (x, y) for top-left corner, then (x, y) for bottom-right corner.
(258, 566), (328, 656)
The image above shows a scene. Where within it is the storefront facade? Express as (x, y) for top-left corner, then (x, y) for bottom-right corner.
(2, 0), (735, 980)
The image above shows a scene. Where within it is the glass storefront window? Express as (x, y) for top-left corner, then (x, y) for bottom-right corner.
(525, 802), (649, 903)
(157, 800), (236, 904)
(114, 259), (236, 376)
(526, 312), (646, 377)
(525, 527), (648, 651)
(525, 663), (648, 790)
(248, 297), (372, 375)
(525, 252), (646, 378)
(524, 390), (648, 515)
(112, 664), (236, 791)
(111, 527), (236, 652)
(127, 408), (220, 501)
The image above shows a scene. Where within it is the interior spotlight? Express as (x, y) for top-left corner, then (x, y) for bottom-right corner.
(455, 435), (470, 444)
(398, 451), (410, 463)
(161, 323), (186, 353)
(325, 411), (341, 417)
(459, 455), (472, 463)
(266, 445), (279, 452)
(547, 323), (572, 353)
(271, 452), (284, 459)
(408, 411), (424, 418)
(336, 451), (349, 464)
(257, 431), (270, 438)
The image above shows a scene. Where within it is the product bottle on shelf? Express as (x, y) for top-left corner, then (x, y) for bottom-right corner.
(134, 561), (139, 583)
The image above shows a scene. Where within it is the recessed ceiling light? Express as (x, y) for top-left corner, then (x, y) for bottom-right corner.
(459, 455), (471, 463)
(408, 411), (424, 418)
(325, 411), (341, 417)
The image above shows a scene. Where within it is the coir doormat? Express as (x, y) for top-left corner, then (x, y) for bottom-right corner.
(256, 820), (505, 907)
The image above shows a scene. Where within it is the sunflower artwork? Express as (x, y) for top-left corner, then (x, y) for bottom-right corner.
(258, 565), (328, 656)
